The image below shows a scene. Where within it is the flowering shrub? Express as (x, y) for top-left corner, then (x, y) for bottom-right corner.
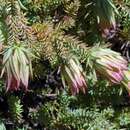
(0, 0), (130, 130)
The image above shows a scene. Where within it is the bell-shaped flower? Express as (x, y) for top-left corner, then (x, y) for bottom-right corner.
(61, 56), (87, 95)
(90, 48), (127, 84)
(1, 44), (32, 91)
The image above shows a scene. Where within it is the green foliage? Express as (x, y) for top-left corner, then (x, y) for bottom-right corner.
(0, 0), (130, 130)
(118, 112), (130, 127)
(0, 80), (5, 92)
(28, 81), (130, 130)
(32, 92), (118, 130)
(22, 0), (62, 23)
(16, 128), (27, 130)
(8, 95), (23, 122)
(116, 0), (130, 41)
(0, 122), (6, 130)
(0, 19), (8, 45)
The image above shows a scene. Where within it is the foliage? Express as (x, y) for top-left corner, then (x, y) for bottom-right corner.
(0, 0), (130, 130)
(0, 122), (6, 130)
(28, 92), (130, 130)
(8, 95), (23, 122)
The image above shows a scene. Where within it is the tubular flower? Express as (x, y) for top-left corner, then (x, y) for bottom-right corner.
(121, 70), (130, 95)
(90, 48), (128, 84)
(1, 44), (33, 91)
(61, 56), (87, 95)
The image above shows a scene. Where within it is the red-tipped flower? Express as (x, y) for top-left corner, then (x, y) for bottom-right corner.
(90, 48), (127, 84)
(61, 56), (87, 95)
(1, 44), (33, 91)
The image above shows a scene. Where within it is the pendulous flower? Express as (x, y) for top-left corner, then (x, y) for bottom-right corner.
(61, 56), (87, 95)
(90, 48), (128, 84)
(1, 44), (33, 91)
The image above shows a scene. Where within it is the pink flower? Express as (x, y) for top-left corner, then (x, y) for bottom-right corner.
(61, 57), (87, 95)
(90, 48), (128, 84)
(1, 45), (32, 92)
(106, 70), (124, 84)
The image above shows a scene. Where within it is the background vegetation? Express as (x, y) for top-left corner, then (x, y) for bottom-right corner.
(0, 0), (130, 130)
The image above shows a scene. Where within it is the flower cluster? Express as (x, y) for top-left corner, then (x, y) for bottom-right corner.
(61, 56), (87, 95)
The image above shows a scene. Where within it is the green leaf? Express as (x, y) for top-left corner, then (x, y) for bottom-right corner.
(0, 122), (6, 130)
(18, 0), (28, 11)
(2, 47), (13, 64)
